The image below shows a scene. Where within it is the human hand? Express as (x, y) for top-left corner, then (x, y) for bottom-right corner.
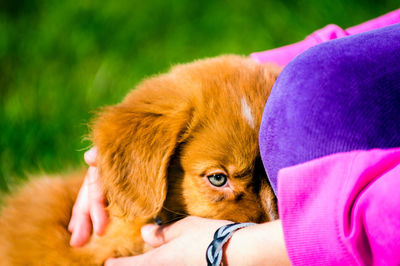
(105, 216), (231, 266)
(68, 147), (109, 247)
(105, 217), (290, 266)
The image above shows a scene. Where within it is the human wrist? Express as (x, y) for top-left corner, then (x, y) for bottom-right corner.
(206, 223), (256, 266)
(223, 220), (290, 266)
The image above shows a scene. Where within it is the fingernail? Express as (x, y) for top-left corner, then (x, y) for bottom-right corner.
(141, 224), (158, 238)
(85, 148), (97, 165)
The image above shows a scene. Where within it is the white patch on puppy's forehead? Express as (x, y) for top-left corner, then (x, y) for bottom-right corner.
(241, 97), (255, 129)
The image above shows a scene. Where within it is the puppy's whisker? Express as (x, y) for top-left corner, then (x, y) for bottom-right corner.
(160, 215), (187, 224)
(161, 206), (187, 217)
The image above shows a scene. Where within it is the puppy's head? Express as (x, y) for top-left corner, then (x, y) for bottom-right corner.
(92, 55), (281, 223)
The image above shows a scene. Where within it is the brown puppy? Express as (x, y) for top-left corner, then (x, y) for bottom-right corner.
(0, 55), (280, 265)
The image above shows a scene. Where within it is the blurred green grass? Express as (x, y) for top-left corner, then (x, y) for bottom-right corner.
(0, 0), (398, 192)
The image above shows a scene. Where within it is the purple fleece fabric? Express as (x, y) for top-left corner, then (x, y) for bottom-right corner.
(259, 23), (400, 194)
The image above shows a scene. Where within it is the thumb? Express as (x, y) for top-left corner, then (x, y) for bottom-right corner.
(142, 217), (218, 248)
(141, 219), (186, 248)
(84, 147), (98, 166)
(141, 224), (168, 248)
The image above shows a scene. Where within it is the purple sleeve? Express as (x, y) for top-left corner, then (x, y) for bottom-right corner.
(277, 148), (400, 265)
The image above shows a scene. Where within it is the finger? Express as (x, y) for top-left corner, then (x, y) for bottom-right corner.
(91, 201), (108, 235)
(68, 213), (76, 233)
(141, 224), (165, 248)
(87, 167), (103, 199)
(140, 217), (193, 248)
(69, 175), (91, 246)
(142, 217), (231, 248)
(68, 174), (90, 233)
(87, 166), (109, 235)
(70, 214), (92, 247)
(84, 147), (98, 166)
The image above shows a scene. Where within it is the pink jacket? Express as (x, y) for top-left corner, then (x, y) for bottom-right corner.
(250, 9), (400, 66)
(278, 148), (400, 265)
(251, 9), (400, 265)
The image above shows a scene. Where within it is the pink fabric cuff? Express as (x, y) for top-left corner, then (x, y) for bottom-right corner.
(277, 148), (400, 265)
(250, 9), (400, 66)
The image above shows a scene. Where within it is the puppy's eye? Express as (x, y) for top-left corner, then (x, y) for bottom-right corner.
(207, 174), (228, 187)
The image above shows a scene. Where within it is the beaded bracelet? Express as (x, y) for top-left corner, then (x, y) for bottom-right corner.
(206, 222), (256, 266)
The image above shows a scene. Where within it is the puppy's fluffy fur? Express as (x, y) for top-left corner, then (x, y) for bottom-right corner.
(0, 55), (280, 265)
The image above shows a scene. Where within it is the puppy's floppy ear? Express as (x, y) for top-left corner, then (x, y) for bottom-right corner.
(92, 77), (192, 219)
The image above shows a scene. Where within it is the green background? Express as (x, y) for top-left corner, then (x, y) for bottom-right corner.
(0, 0), (398, 192)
